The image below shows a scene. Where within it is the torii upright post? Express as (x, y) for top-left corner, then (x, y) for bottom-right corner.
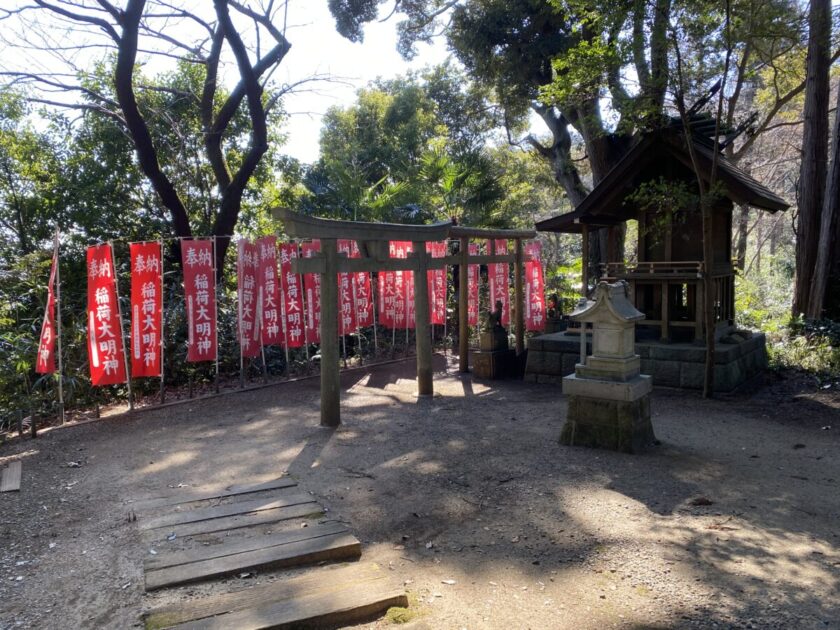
(320, 238), (340, 427)
(413, 241), (433, 395)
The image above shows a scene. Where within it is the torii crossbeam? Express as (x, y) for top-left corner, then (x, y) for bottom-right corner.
(273, 209), (535, 427)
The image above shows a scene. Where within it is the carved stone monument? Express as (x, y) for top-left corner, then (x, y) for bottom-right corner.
(559, 280), (656, 453)
(473, 300), (517, 379)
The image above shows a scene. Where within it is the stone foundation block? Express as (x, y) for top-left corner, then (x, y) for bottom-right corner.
(559, 394), (656, 453)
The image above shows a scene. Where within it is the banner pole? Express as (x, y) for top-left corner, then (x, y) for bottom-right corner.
(54, 229), (65, 424)
(302, 242), (311, 370)
(259, 287), (268, 384)
(237, 239), (245, 389)
(111, 240), (134, 411)
(212, 236), (220, 393)
(159, 238), (165, 404)
(371, 272), (378, 359)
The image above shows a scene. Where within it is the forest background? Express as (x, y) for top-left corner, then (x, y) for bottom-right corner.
(0, 0), (838, 426)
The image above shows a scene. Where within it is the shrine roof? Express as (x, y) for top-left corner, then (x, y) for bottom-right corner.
(536, 131), (789, 234)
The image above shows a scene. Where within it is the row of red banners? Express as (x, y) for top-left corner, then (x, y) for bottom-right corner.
(36, 238), (546, 386)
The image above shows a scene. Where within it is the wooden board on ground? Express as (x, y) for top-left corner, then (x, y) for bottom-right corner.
(143, 502), (323, 541)
(143, 562), (407, 630)
(144, 527), (361, 591)
(1, 461), (22, 492)
(131, 477), (297, 511)
(145, 522), (348, 571)
(140, 493), (315, 531)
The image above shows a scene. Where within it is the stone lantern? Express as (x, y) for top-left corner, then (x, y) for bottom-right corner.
(559, 280), (656, 453)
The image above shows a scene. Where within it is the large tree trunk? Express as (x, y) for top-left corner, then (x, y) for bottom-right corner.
(793, 0), (831, 316)
(808, 81), (840, 319)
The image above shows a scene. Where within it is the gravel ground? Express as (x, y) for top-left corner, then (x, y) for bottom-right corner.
(1, 355), (838, 630)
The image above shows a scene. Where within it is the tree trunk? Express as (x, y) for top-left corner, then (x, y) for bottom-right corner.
(808, 80), (840, 319)
(735, 204), (749, 272)
(793, 0), (831, 316)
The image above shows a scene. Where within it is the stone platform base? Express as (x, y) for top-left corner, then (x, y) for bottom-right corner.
(559, 394), (656, 453)
(525, 332), (767, 392)
(473, 349), (517, 380)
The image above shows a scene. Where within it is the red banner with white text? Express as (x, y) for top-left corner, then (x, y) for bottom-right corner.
(35, 245), (58, 374)
(257, 236), (282, 346)
(237, 239), (262, 358)
(279, 243), (305, 348)
(426, 241), (447, 326)
(525, 241), (546, 331)
(87, 244), (127, 385)
(349, 240), (374, 327)
(468, 243), (479, 327)
(301, 240), (321, 343)
(130, 242), (162, 378)
(337, 239), (358, 335)
(182, 240), (217, 362)
(488, 239), (510, 326)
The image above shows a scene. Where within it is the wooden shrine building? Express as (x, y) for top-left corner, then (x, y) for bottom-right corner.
(536, 127), (788, 343)
(527, 126), (789, 392)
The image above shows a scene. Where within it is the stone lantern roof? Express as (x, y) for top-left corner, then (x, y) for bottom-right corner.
(569, 281), (644, 324)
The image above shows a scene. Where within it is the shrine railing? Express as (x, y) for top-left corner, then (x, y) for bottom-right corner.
(600, 261), (704, 280)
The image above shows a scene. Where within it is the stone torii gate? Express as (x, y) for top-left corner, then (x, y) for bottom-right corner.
(273, 209), (536, 427)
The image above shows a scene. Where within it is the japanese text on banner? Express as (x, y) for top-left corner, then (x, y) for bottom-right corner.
(279, 243), (305, 348)
(525, 241), (546, 331)
(426, 241), (447, 326)
(468, 243), (479, 327)
(87, 244), (127, 385)
(130, 242), (162, 377)
(301, 240), (321, 343)
(337, 240), (358, 335)
(182, 240), (217, 362)
(488, 239), (510, 326)
(349, 240), (374, 327)
(257, 236), (282, 346)
(237, 239), (262, 358)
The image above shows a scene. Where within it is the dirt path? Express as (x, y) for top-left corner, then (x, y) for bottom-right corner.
(1, 357), (838, 629)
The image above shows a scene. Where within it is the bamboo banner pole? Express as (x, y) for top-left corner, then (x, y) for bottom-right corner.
(370, 272), (378, 359)
(110, 240), (134, 411)
(159, 238), (166, 404)
(212, 236), (220, 393)
(259, 289), (268, 384)
(54, 228), (65, 424)
(458, 236), (469, 372)
(514, 238), (525, 355)
(237, 239), (245, 389)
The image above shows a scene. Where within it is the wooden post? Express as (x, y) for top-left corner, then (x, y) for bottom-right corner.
(580, 226), (589, 297)
(514, 238), (525, 355)
(320, 238), (340, 427)
(694, 280), (704, 341)
(413, 242), (433, 396)
(660, 281), (669, 341)
(458, 237), (469, 372)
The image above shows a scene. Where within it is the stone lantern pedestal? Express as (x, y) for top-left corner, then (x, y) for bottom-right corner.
(559, 281), (656, 453)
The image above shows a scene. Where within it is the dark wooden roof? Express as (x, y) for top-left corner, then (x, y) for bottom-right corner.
(537, 131), (789, 234)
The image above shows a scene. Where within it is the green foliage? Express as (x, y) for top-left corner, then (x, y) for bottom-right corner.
(625, 177), (698, 245)
(768, 318), (840, 378)
(546, 258), (583, 314)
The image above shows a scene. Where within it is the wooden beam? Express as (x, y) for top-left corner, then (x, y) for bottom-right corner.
(272, 208), (452, 241)
(129, 477), (297, 511)
(514, 238), (525, 354)
(413, 244), (433, 396)
(458, 237), (469, 372)
(450, 225), (536, 239)
(320, 238), (340, 427)
(292, 254), (515, 276)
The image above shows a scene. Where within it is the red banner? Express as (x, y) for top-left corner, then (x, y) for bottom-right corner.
(525, 241), (546, 331)
(129, 242), (162, 378)
(35, 246), (58, 374)
(182, 240), (217, 362)
(257, 236), (282, 346)
(378, 267), (396, 329)
(87, 244), (127, 386)
(392, 241), (413, 329)
(279, 243), (305, 348)
(349, 240), (374, 327)
(237, 239), (261, 358)
(488, 239), (510, 326)
(468, 242), (479, 327)
(301, 240), (321, 343)
(426, 241), (447, 326)
(337, 239), (358, 335)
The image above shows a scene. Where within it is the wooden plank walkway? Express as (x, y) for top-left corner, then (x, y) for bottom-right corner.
(137, 476), (406, 627)
(139, 493), (316, 531)
(1, 461), (21, 493)
(131, 477), (297, 511)
(142, 502), (323, 540)
(143, 563), (407, 629)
